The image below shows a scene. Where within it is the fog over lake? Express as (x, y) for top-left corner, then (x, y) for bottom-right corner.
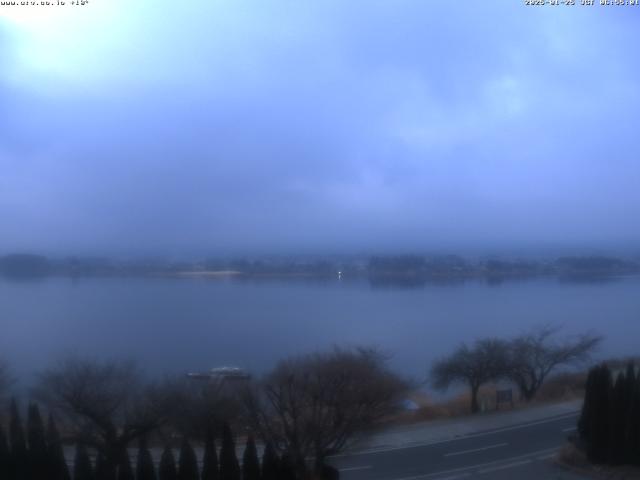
(2, 275), (638, 386)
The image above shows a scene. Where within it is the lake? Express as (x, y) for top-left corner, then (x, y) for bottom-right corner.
(1, 275), (638, 386)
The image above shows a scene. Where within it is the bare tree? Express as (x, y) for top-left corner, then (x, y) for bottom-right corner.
(34, 356), (163, 475)
(507, 326), (602, 401)
(243, 347), (408, 478)
(431, 338), (510, 414)
(147, 375), (242, 440)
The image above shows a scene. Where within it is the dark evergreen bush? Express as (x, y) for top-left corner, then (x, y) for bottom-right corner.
(47, 414), (71, 480)
(608, 372), (626, 464)
(260, 442), (279, 480)
(117, 451), (135, 480)
(242, 435), (260, 480)
(582, 364), (611, 464)
(0, 423), (10, 480)
(136, 437), (157, 480)
(178, 438), (199, 480)
(279, 452), (296, 480)
(629, 371), (640, 465)
(73, 444), (95, 480)
(578, 366), (596, 443)
(27, 403), (48, 480)
(577, 363), (640, 466)
(219, 424), (240, 480)
(95, 450), (116, 480)
(159, 446), (178, 480)
(201, 428), (219, 480)
(9, 399), (28, 480)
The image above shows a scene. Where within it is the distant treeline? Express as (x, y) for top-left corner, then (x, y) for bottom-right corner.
(1, 253), (639, 280)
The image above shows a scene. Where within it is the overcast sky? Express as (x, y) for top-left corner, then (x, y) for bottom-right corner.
(0, 1), (639, 257)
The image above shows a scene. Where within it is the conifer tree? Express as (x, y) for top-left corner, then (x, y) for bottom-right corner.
(9, 399), (28, 480)
(47, 414), (71, 480)
(95, 450), (117, 480)
(578, 366), (597, 444)
(279, 452), (296, 480)
(201, 428), (219, 480)
(136, 437), (157, 480)
(260, 442), (279, 480)
(159, 446), (178, 480)
(0, 423), (10, 480)
(219, 424), (240, 480)
(27, 403), (48, 480)
(242, 435), (260, 480)
(73, 444), (95, 480)
(587, 364), (612, 464)
(178, 438), (199, 480)
(622, 364), (637, 463)
(117, 451), (135, 480)
(95, 452), (105, 480)
(628, 369), (640, 465)
(608, 372), (626, 465)
(95, 451), (116, 480)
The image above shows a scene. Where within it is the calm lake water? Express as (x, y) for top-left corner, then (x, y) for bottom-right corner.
(1, 275), (639, 385)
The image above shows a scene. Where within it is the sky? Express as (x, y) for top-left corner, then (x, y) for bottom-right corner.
(0, 1), (639, 257)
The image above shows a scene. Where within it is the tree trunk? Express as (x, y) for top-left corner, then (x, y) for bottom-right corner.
(521, 387), (535, 402)
(470, 384), (480, 414)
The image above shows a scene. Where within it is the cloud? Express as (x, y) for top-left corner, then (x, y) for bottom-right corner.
(0, 1), (639, 255)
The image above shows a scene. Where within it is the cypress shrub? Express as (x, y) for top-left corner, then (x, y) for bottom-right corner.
(623, 364), (638, 464)
(136, 437), (157, 480)
(178, 438), (199, 480)
(46, 414), (71, 480)
(579, 363), (640, 466)
(95, 451), (116, 480)
(242, 435), (260, 480)
(27, 403), (48, 480)
(608, 372), (626, 465)
(578, 366), (597, 445)
(201, 429), (219, 480)
(73, 444), (95, 480)
(219, 424), (240, 480)
(117, 451), (135, 480)
(260, 442), (279, 480)
(0, 423), (10, 480)
(585, 364), (612, 464)
(279, 452), (296, 480)
(629, 371), (640, 465)
(9, 399), (28, 480)
(159, 446), (178, 480)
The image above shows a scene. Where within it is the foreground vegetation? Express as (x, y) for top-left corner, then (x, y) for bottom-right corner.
(0, 326), (604, 479)
(0, 348), (406, 480)
(0, 406), (298, 480)
(576, 362), (640, 466)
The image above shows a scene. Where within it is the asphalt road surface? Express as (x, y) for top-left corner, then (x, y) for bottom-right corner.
(330, 412), (586, 480)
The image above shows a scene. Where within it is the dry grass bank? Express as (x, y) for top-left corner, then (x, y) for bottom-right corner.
(383, 370), (587, 427)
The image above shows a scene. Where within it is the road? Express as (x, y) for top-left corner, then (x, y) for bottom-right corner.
(330, 412), (586, 480)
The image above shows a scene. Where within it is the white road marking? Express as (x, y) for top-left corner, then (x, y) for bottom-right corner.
(537, 453), (555, 460)
(330, 412), (579, 458)
(386, 446), (561, 480)
(339, 465), (372, 472)
(444, 442), (508, 457)
(477, 459), (532, 474)
(562, 426), (577, 432)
